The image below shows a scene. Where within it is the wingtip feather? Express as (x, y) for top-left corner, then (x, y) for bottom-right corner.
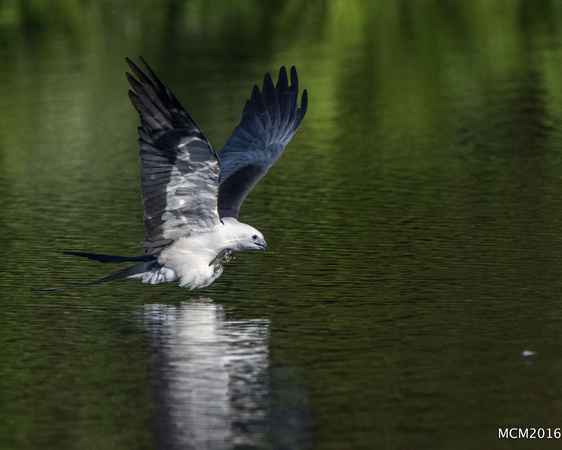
(290, 66), (298, 90)
(300, 88), (308, 113)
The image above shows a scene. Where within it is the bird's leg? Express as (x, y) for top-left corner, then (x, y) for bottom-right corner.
(209, 249), (235, 266)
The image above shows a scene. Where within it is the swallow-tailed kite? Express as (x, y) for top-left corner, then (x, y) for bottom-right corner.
(44, 58), (307, 290)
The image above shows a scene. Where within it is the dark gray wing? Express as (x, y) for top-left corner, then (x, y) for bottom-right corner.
(217, 66), (308, 218)
(126, 57), (222, 255)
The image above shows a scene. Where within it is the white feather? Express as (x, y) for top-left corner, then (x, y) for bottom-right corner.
(133, 218), (265, 289)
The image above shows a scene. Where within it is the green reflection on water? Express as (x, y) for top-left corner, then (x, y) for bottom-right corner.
(3, 0), (562, 448)
(0, 298), (155, 450)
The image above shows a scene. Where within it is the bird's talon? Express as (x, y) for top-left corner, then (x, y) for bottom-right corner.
(210, 249), (235, 266)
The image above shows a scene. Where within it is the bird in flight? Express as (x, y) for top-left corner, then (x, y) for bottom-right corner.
(44, 57), (307, 290)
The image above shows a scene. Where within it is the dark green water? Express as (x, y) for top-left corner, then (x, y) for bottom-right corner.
(3, 1), (562, 448)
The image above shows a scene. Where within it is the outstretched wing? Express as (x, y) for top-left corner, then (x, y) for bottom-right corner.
(126, 57), (222, 255)
(217, 66), (308, 218)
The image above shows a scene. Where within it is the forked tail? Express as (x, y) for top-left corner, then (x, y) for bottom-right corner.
(63, 251), (155, 263)
(35, 252), (158, 291)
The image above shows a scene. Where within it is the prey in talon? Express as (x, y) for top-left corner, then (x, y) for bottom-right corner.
(211, 249), (236, 266)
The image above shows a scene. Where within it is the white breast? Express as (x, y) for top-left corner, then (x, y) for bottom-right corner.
(156, 225), (231, 289)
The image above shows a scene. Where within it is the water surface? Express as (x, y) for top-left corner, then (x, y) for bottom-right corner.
(3, 1), (562, 448)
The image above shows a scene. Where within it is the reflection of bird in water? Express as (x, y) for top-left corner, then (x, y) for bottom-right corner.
(43, 57), (307, 290)
(143, 300), (272, 448)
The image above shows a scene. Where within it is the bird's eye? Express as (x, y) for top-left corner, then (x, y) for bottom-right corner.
(252, 235), (258, 240)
